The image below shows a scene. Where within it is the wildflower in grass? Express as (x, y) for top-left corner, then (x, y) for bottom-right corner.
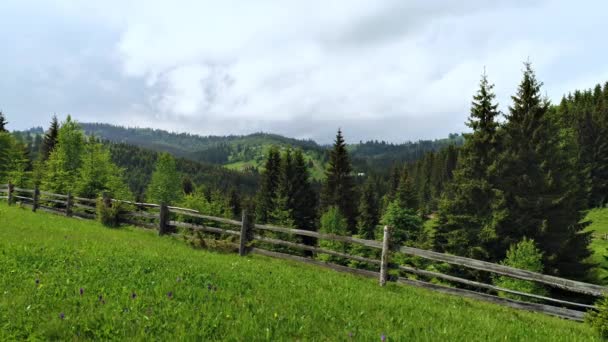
(176, 277), (181, 282)
(131, 292), (137, 299)
(207, 284), (212, 291)
(348, 332), (353, 338)
(381, 333), (386, 341)
(35, 279), (39, 286)
(99, 295), (103, 301)
(59, 313), (65, 320)
(79, 288), (84, 296)
(167, 291), (173, 299)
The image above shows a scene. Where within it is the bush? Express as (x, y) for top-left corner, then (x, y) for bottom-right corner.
(586, 296), (608, 338)
(493, 238), (547, 301)
(317, 207), (349, 265)
(96, 199), (125, 228)
(381, 200), (423, 246)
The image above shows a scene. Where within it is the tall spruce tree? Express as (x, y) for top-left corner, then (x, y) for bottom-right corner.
(0, 111), (8, 132)
(321, 129), (358, 233)
(493, 63), (591, 278)
(357, 178), (379, 239)
(290, 150), (317, 232)
(395, 168), (418, 210)
(255, 146), (281, 223)
(146, 153), (182, 205)
(435, 71), (501, 259)
(41, 115), (59, 161)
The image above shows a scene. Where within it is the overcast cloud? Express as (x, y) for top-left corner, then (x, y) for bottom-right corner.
(1, 0), (607, 143)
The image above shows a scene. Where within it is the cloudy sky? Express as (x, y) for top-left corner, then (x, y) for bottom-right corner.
(1, 1), (607, 143)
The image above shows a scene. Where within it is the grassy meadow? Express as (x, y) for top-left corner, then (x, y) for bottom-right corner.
(585, 208), (608, 283)
(0, 202), (600, 341)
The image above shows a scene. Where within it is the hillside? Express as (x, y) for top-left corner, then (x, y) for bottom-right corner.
(586, 208), (608, 283)
(78, 123), (464, 179)
(0, 203), (599, 341)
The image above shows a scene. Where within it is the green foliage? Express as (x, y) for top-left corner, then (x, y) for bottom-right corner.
(0, 111), (7, 132)
(42, 116), (86, 194)
(41, 115), (59, 162)
(76, 142), (131, 200)
(493, 238), (548, 301)
(146, 153), (182, 205)
(357, 179), (379, 239)
(492, 63), (592, 279)
(586, 296), (608, 338)
(0, 203), (597, 341)
(96, 199), (126, 228)
(381, 200), (423, 246)
(321, 130), (358, 232)
(255, 146), (281, 223)
(317, 207), (349, 264)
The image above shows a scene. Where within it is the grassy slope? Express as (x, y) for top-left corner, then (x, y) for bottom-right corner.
(0, 204), (598, 341)
(585, 208), (608, 283)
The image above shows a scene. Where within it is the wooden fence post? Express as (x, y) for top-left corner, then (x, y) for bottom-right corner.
(380, 225), (391, 286)
(32, 186), (40, 212)
(102, 191), (111, 209)
(239, 209), (251, 256)
(7, 181), (14, 206)
(66, 192), (73, 217)
(159, 202), (169, 236)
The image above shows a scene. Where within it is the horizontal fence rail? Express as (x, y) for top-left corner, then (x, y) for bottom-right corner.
(1, 182), (606, 321)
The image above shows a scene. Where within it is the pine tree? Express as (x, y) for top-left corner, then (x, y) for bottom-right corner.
(41, 115), (59, 161)
(395, 168), (418, 210)
(182, 176), (195, 195)
(357, 178), (379, 239)
(146, 153), (182, 205)
(290, 150), (317, 232)
(435, 71), (501, 259)
(76, 142), (131, 199)
(255, 146), (281, 223)
(321, 129), (358, 233)
(0, 111), (8, 132)
(493, 63), (591, 278)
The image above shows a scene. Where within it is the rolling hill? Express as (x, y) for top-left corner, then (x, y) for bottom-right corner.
(0, 202), (599, 341)
(79, 123), (464, 179)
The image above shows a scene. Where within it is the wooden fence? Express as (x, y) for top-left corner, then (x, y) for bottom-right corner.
(1, 182), (605, 321)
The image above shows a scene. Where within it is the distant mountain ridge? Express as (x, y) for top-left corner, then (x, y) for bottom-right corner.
(78, 123), (464, 178)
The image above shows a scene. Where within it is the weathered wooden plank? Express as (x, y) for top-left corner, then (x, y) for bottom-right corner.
(397, 277), (586, 321)
(111, 198), (160, 207)
(253, 235), (381, 266)
(13, 195), (33, 201)
(37, 205), (67, 215)
(173, 211), (242, 227)
(254, 223), (383, 249)
(72, 211), (96, 220)
(0, 196), (8, 199)
(39, 191), (68, 199)
(251, 248), (380, 279)
(169, 220), (241, 236)
(398, 245), (607, 296)
(72, 202), (96, 211)
(13, 188), (35, 193)
(125, 211), (159, 219)
(38, 197), (67, 205)
(73, 196), (97, 204)
(398, 265), (595, 310)
(167, 206), (199, 213)
(380, 226), (391, 286)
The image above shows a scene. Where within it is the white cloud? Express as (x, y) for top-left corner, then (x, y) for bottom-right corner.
(1, 0), (608, 142)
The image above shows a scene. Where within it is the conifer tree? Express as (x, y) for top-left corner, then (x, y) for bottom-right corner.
(321, 129), (358, 233)
(228, 188), (241, 219)
(290, 150), (317, 233)
(42, 116), (85, 194)
(493, 63), (591, 278)
(0, 111), (8, 132)
(255, 146), (281, 223)
(357, 178), (379, 239)
(146, 153), (182, 205)
(182, 176), (195, 195)
(395, 168), (418, 210)
(41, 115), (59, 161)
(76, 141), (131, 199)
(435, 71), (501, 259)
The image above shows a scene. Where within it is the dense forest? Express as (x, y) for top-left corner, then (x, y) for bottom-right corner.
(1, 63), (607, 294)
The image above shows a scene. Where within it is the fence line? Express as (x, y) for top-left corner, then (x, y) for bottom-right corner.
(1, 182), (605, 321)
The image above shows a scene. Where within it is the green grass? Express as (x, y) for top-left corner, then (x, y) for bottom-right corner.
(0, 203), (599, 341)
(585, 208), (608, 283)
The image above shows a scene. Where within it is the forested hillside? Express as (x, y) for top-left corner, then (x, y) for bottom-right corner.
(75, 123), (463, 179)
